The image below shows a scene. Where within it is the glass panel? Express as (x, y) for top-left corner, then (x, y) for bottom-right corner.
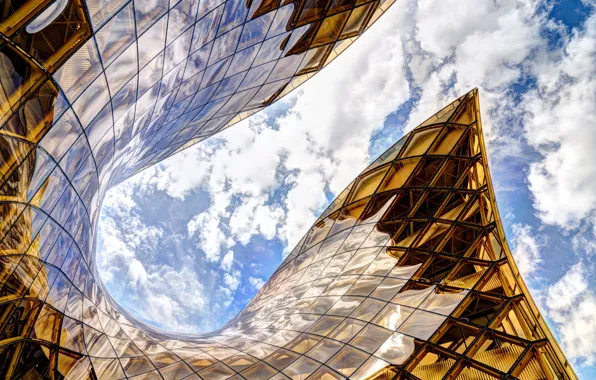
(398, 310), (446, 340)
(283, 356), (321, 379)
(53, 39), (102, 102)
(167, 0), (199, 45)
(345, 165), (389, 204)
(72, 73), (110, 128)
(377, 158), (420, 193)
(340, 3), (374, 38)
(95, 3), (135, 66)
(105, 41), (138, 95)
(375, 333), (415, 365)
(401, 127), (441, 157)
(312, 11), (349, 47)
(120, 356), (156, 377)
(40, 109), (83, 160)
(327, 345), (369, 377)
(240, 361), (278, 379)
(349, 324), (392, 353)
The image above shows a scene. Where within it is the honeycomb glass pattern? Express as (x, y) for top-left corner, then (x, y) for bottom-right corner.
(0, 61), (579, 380)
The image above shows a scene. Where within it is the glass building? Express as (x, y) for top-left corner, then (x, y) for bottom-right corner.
(0, 0), (577, 378)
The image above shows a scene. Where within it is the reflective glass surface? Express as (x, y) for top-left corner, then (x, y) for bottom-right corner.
(0, 0), (578, 375)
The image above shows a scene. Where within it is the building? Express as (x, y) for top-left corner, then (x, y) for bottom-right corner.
(0, 0), (577, 378)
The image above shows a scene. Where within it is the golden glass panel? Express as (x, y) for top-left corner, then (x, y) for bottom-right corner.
(91, 357), (126, 380)
(349, 324), (392, 353)
(308, 316), (344, 336)
(376, 158), (420, 193)
(297, 45), (333, 75)
(340, 3), (375, 38)
(265, 348), (300, 370)
(351, 356), (391, 379)
(312, 11), (350, 47)
(327, 345), (369, 376)
(409, 347), (456, 380)
(328, 318), (366, 342)
(349, 297), (385, 322)
(400, 127), (441, 157)
(158, 361), (193, 379)
(306, 338), (344, 364)
(419, 98), (461, 128)
(308, 366), (346, 379)
(345, 164), (390, 205)
(372, 303), (414, 330)
(285, 333), (323, 354)
(283, 356), (321, 379)
(120, 356), (157, 377)
(375, 332), (415, 365)
(329, 197), (369, 236)
(429, 124), (467, 155)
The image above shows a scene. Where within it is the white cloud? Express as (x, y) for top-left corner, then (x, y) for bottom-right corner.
(248, 276), (265, 290)
(390, 7), (596, 366)
(223, 270), (241, 291)
(510, 223), (544, 278)
(99, 174), (236, 332)
(156, 1), (412, 262)
(220, 250), (234, 271)
(128, 258), (148, 287)
(187, 210), (234, 262)
(403, 0), (545, 133)
(523, 11), (596, 229)
(544, 262), (596, 365)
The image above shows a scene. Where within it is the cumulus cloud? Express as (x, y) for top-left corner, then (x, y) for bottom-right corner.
(223, 270), (241, 291)
(98, 176), (240, 332)
(220, 250), (234, 271)
(544, 262), (596, 365)
(97, 0), (412, 334)
(510, 223), (544, 278)
(523, 11), (596, 229)
(159, 1), (411, 264)
(248, 276), (265, 290)
(187, 210), (234, 262)
(391, 5), (596, 368)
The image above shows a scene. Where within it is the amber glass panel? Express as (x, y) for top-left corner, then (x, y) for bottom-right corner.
(327, 345), (369, 376)
(340, 3), (375, 38)
(401, 127), (441, 157)
(429, 124), (467, 155)
(377, 158), (420, 193)
(296, 0), (330, 25)
(409, 347), (456, 380)
(297, 45), (333, 75)
(312, 11), (349, 47)
(345, 164), (390, 204)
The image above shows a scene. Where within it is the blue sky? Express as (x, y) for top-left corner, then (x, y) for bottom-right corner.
(97, 0), (596, 377)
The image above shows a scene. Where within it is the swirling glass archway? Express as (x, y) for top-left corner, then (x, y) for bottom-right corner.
(0, 0), (578, 377)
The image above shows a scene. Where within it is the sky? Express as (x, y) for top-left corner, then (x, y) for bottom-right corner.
(96, 0), (596, 377)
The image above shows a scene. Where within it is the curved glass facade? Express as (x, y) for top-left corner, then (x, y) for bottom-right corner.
(0, 0), (577, 377)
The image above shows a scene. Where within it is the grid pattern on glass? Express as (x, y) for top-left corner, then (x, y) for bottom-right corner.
(0, 0), (396, 191)
(0, 86), (577, 379)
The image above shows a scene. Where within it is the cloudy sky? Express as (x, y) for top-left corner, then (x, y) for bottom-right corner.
(96, 0), (596, 377)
